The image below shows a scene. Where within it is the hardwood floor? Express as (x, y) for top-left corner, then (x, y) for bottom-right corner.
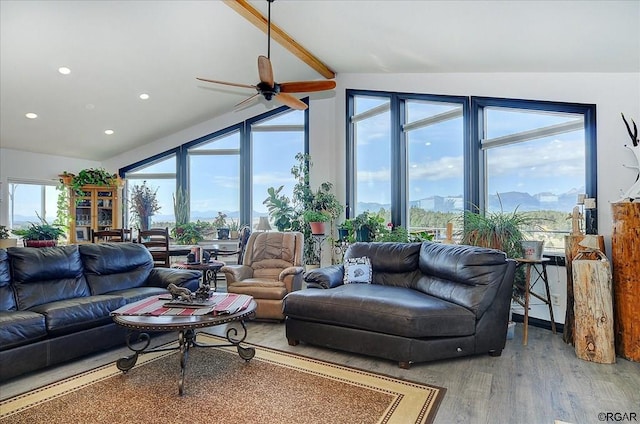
(2, 322), (639, 424)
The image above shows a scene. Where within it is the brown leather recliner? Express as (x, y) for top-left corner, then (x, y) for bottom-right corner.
(220, 231), (304, 320)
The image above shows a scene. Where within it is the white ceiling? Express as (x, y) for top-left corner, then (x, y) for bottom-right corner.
(1, 0), (638, 161)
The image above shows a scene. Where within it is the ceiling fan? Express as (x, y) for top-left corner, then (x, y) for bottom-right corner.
(196, 0), (335, 111)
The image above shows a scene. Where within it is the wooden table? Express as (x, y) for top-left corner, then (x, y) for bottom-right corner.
(112, 295), (256, 395)
(514, 258), (556, 345)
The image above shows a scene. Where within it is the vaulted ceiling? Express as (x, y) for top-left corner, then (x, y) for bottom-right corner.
(1, 0), (638, 161)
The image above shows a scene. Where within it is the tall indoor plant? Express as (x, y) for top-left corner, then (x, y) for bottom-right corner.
(129, 181), (160, 230)
(263, 153), (342, 266)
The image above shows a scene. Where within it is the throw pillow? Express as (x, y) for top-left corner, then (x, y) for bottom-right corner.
(343, 256), (372, 284)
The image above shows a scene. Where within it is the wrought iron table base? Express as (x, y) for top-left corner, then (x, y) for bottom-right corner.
(116, 321), (255, 395)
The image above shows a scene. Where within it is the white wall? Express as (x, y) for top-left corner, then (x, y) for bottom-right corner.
(0, 148), (100, 226)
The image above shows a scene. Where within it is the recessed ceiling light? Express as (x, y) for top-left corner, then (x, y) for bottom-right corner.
(58, 67), (71, 75)
(104, 129), (114, 135)
(25, 112), (38, 119)
(139, 93), (149, 100)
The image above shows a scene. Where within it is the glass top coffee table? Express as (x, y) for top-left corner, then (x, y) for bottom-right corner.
(112, 295), (256, 395)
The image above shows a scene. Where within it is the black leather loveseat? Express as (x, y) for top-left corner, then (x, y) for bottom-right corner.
(0, 243), (200, 381)
(283, 241), (516, 368)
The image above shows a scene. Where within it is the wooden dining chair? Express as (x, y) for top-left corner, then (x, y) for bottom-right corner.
(122, 228), (133, 242)
(138, 227), (170, 267)
(212, 225), (251, 264)
(91, 228), (126, 243)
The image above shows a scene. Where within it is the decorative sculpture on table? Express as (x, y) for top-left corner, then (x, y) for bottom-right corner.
(620, 113), (640, 201)
(167, 283), (193, 302)
(569, 205), (584, 236)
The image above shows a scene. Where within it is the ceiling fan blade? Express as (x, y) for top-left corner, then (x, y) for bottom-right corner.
(258, 55), (274, 87)
(196, 77), (255, 90)
(275, 93), (308, 110)
(279, 80), (337, 93)
(234, 93), (261, 110)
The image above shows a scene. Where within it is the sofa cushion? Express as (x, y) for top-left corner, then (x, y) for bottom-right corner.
(79, 243), (154, 295)
(345, 242), (422, 288)
(0, 310), (47, 350)
(107, 287), (169, 304)
(9, 245), (90, 310)
(418, 242), (508, 286)
(28, 295), (125, 336)
(343, 256), (372, 284)
(0, 250), (16, 311)
(416, 242), (509, 316)
(283, 284), (476, 338)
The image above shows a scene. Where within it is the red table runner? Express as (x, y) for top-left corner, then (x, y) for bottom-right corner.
(111, 294), (252, 317)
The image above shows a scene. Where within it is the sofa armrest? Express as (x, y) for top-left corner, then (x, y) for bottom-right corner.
(304, 264), (345, 289)
(146, 268), (201, 292)
(279, 266), (304, 282)
(220, 265), (253, 283)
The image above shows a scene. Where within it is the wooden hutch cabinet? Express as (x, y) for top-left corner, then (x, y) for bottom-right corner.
(68, 184), (121, 243)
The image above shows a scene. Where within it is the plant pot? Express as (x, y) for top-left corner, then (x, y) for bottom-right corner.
(337, 228), (349, 241)
(355, 227), (371, 242)
(24, 240), (57, 248)
(309, 222), (326, 235)
(0, 239), (18, 249)
(230, 230), (239, 239)
(521, 240), (544, 260)
(217, 228), (230, 240)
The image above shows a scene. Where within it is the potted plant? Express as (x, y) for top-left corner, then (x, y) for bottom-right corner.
(263, 185), (297, 232)
(13, 218), (66, 247)
(171, 221), (206, 245)
(129, 181), (160, 231)
(228, 219), (240, 239)
(303, 210), (331, 235)
(337, 220), (353, 241)
(213, 212), (229, 240)
(352, 211), (386, 242)
(59, 168), (119, 198)
(0, 225), (18, 248)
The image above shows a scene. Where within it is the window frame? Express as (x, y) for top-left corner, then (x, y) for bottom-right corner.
(471, 96), (598, 234)
(346, 91), (597, 237)
(120, 101), (309, 229)
(346, 89), (470, 226)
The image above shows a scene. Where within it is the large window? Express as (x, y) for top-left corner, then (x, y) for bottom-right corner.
(347, 90), (468, 239)
(121, 103), (308, 235)
(250, 109), (306, 227)
(474, 98), (597, 252)
(7, 180), (60, 231)
(123, 154), (177, 229)
(347, 90), (596, 248)
(188, 130), (240, 223)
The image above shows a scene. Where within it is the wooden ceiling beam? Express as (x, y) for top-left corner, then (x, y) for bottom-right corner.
(224, 0), (336, 79)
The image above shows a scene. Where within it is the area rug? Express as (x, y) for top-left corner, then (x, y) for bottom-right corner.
(0, 334), (445, 424)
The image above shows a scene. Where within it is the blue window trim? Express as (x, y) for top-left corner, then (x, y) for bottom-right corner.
(346, 91), (596, 234)
(346, 89), (469, 226)
(471, 96), (597, 234)
(119, 99), (309, 226)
